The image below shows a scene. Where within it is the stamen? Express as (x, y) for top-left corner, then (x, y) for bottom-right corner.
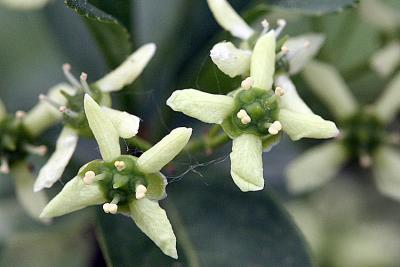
(114, 161), (126, 171)
(268, 121), (282, 135)
(135, 184), (147, 200)
(83, 171), (96, 185)
(15, 110), (26, 120)
(62, 63), (81, 88)
(261, 19), (270, 34)
(236, 109), (247, 119)
(359, 153), (372, 168)
(281, 46), (289, 54)
(275, 87), (285, 96)
(0, 158), (10, 174)
(241, 77), (254, 90)
(59, 106), (79, 118)
(24, 144), (47, 156)
(275, 19), (287, 37)
(108, 203), (118, 214)
(80, 72), (91, 94)
(241, 115), (251, 125)
(102, 203), (111, 213)
(39, 94), (63, 110)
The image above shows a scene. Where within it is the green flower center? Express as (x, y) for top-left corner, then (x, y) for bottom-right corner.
(221, 88), (280, 138)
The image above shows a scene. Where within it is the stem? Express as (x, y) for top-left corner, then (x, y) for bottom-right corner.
(125, 136), (152, 151)
(185, 132), (230, 153)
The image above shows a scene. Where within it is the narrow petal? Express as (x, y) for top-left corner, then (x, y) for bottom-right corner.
(370, 41), (400, 78)
(360, 0), (400, 33)
(84, 94), (121, 161)
(373, 146), (400, 201)
(167, 89), (234, 124)
(102, 107), (140, 138)
(207, 0), (254, 40)
(34, 127), (79, 192)
(23, 83), (75, 137)
(279, 108), (339, 141)
(129, 199), (177, 258)
(284, 33), (325, 75)
(374, 72), (400, 123)
(0, 98), (6, 122)
(250, 31), (275, 90)
(12, 162), (49, 223)
(40, 176), (105, 218)
(230, 134), (264, 192)
(96, 43), (156, 92)
(137, 128), (192, 173)
(286, 142), (348, 193)
(0, 0), (50, 10)
(146, 173), (168, 201)
(302, 60), (358, 120)
(210, 41), (251, 77)
(275, 74), (313, 115)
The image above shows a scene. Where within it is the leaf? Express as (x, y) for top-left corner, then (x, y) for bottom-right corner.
(262, 0), (358, 15)
(65, 0), (133, 68)
(95, 170), (312, 267)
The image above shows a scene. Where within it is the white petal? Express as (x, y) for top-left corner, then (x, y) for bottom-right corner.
(40, 176), (105, 218)
(34, 127), (78, 192)
(0, 0), (50, 10)
(102, 107), (140, 138)
(137, 127), (192, 173)
(275, 74), (313, 115)
(207, 0), (254, 40)
(167, 89), (234, 124)
(302, 60), (358, 120)
(210, 41), (251, 77)
(284, 33), (325, 75)
(359, 0), (400, 33)
(11, 162), (49, 223)
(84, 94), (121, 161)
(96, 43), (156, 92)
(370, 41), (400, 78)
(23, 83), (75, 137)
(374, 72), (400, 123)
(286, 142), (348, 193)
(279, 108), (339, 141)
(129, 199), (177, 258)
(373, 146), (400, 201)
(230, 134), (264, 192)
(250, 31), (275, 90)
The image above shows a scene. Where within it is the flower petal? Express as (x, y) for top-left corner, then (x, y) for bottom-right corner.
(302, 60), (358, 120)
(286, 141), (348, 193)
(0, 0), (50, 10)
(284, 33), (325, 75)
(374, 72), (400, 123)
(279, 108), (339, 141)
(34, 127), (79, 192)
(129, 198), (177, 258)
(137, 127), (192, 173)
(102, 107), (140, 138)
(40, 176), (105, 218)
(12, 161), (49, 223)
(23, 83), (75, 137)
(275, 74), (313, 115)
(373, 146), (400, 201)
(210, 41), (251, 77)
(0, 98), (6, 122)
(167, 89), (234, 124)
(146, 173), (168, 201)
(360, 0), (400, 33)
(230, 134), (264, 192)
(370, 41), (400, 78)
(84, 94), (121, 161)
(96, 43), (156, 92)
(207, 0), (254, 40)
(251, 31), (275, 90)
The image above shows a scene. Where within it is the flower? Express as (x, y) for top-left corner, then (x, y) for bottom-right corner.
(33, 43), (156, 192)
(287, 60), (400, 201)
(167, 31), (338, 192)
(40, 94), (192, 258)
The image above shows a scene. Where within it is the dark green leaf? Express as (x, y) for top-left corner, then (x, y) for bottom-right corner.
(260, 0), (358, 15)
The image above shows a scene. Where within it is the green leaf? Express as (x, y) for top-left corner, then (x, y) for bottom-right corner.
(261, 0), (358, 15)
(96, 171), (312, 266)
(65, 0), (133, 68)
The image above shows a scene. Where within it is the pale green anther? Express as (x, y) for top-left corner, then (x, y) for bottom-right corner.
(286, 141), (348, 193)
(34, 127), (79, 192)
(137, 127), (192, 173)
(129, 198), (178, 259)
(373, 146), (400, 201)
(302, 60), (358, 120)
(0, 0), (50, 10)
(279, 109), (339, 141)
(84, 94), (121, 161)
(0, 98), (6, 122)
(370, 42), (400, 78)
(250, 31), (276, 90)
(230, 134), (264, 192)
(210, 41), (251, 77)
(167, 89), (235, 124)
(207, 0), (254, 40)
(40, 176), (106, 218)
(102, 107), (140, 138)
(374, 71), (400, 123)
(12, 161), (49, 223)
(95, 43), (156, 92)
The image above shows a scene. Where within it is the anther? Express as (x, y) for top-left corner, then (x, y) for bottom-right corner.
(83, 171), (96, 185)
(135, 184), (147, 200)
(268, 121), (282, 135)
(25, 144), (47, 156)
(15, 110), (26, 120)
(261, 19), (270, 34)
(275, 19), (287, 37)
(80, 72), (91, 94)
(281, 46), (289, 54)
(59, 106), (79, 118)
(236, 109), (247, 119)
(114, 161), (126, 171)
(0, 158), (10, 174)
(62, 63), (81, 88)
(275, 86), (285, 96)
(241, 115), (251, 125)
(102, 203), (110, 213)
(241, 77), (254, 90)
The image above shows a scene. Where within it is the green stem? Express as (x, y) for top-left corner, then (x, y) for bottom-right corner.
(125, 136), (152, 151)
(185, 132), (230, 153)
